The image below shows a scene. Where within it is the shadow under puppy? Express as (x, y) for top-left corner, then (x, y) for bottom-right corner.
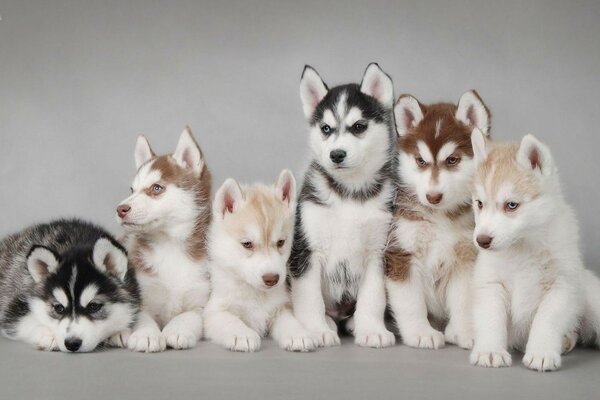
(0, 219), (140, 352)
(204, 170), (318, 352)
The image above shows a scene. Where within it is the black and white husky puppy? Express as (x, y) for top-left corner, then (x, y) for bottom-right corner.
(289, 63), (398, 348)
(0, 219), (140, 352)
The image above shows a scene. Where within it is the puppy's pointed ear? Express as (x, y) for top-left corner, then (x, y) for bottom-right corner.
(300, 65), (328, 119)
(27, 246), (60, 283)
(93, 237), (128, 281)
(173, 127), (205, 175)
(471, 127), (488, 165)
(135, 135), (155, 170)
(214, 178), (244, 218)
(456, 90), (491, 134)
(275, 169), (296, 208)
(517, 134), (553, 177)
(394, 95), (425, 136)
(360, 63), (394, 107)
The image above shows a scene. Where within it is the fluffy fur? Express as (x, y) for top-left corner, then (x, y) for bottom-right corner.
(0, 219), (140, 352)
(385, 91), (490, 349)
(204, 170), (318, 352)
(289, 63), (398, 348)
(469, 132), (600, 371)
(117, 127), (211, 352)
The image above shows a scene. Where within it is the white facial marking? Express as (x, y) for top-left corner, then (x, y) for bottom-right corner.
(79, 285), (99, 308)
(52, 288), (69, 308)
(435, 119), (443, 139)
(69, 265), (77, 303)
(335, 92), (348, 123)
(417, 141), (434, 164)
(344, 107), (363, 126)
(322, 110), (337, 129)
(437, 142), (458, 163)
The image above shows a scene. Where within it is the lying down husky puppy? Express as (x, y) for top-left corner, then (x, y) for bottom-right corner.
(0, 219), (140, 352)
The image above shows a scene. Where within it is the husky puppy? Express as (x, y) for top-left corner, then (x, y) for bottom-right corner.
(469, 131), (600, 371)
(0, 219), (140, 352)
(289, 63), (397, 348)
(385, 91), (490, 349)
(117, 127), (211, 352)
(204, 170), (318, 352)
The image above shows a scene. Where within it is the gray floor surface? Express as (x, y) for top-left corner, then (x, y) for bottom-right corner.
(1, 336), (598, 400)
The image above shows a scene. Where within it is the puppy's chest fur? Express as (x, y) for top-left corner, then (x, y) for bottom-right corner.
(388, 197), (476, 315)
(301, 178), (393, 305)
(128, 236), (210, 326)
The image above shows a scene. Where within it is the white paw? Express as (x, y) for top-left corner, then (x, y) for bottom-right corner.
(355, 329), (396, 348)
(127, 329), (166, 353)
(470, 349), (512, 368)
(223, 330), (261, 352)
(313, 328), (341, 347)
(163, 329), (197, 350)
(444, 324), (474, 349)
(562, 332), (577, 354)
(402, 328), (445, 349)
(106, 330), (131, 348)
(523, 351), (562, 372)
(279, 332), (319, 352)
(35, 331), (58, 351)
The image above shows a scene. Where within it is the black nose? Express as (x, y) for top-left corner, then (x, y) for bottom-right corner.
(330, 150), (347, 164)
(64, 337), (82, 352)
(476, 235), (493, 249)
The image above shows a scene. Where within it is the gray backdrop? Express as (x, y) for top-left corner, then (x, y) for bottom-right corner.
(0, 0), (598, 268)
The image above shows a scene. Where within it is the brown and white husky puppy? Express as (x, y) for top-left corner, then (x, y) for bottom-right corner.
(116, 127), (211, 352)
(204, 170), (318, 352)
(385, 91), (490, 349)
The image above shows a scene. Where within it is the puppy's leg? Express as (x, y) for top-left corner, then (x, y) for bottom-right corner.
(270, 306), (319, 352)
(445, 268), (474, 349)
(127, 311), (166, 353)
(387, 270), (444, 349)
(470, 281), (511, 368)
(14, 315), (58, 351)
(523, 280), (580, 372)
(291, 256), (340, 347)
(353, 258), (395, 348)
(204, 310), (261, 352)
(106, 329), (131, 348)
(162, 309), (203, 350)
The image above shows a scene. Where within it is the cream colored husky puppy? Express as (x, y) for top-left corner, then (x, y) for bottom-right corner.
(469, 130), (600, 371)
(204, 170), (318, 352)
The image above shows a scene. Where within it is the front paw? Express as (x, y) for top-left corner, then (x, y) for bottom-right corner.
(562, 332), (578, 354)
(444, 324), (474, 350)
(223, 330), (261, 352)
(35, 330), (58, 352)
(402, 328), (444, 349)
(470, 348), (512, 368)
(355, 328), (396, 348)
(163, 328), (197, 350)
(106, 329), (131, 348)
(127, 329), (166, 353)
(279, 331), (319, 352)
(523, 351), (561, 372)
(312, 328), (341, 347)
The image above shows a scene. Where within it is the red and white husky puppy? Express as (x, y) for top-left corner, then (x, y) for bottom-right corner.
(385, 91), (490, 349)
(469, 132), (600, 371)
(116, 128), (211, 352)
(204, 170), (318, 352)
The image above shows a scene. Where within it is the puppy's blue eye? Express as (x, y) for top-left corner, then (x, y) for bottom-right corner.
(53, 304), (65, 314)
(150, 184), (164, 194)
(505, 201), (520, 212)
(321, 125), (332, 135)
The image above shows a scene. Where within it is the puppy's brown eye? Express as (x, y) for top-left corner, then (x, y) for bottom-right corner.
(446, 156), (460, 166)
(241, 241), (253, 250)
(53, 304), (66, 314)
(87, 302), (103, 313)
(476, 200), (483, 209)
(416, 157), (427, 167)
(276, 239), (285, 248)
(151, 184), (164, 194)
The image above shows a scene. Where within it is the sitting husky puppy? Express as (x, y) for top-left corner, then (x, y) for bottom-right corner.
(0, 219), (140, 352)
(385, 91), (490, 349)
(204, 170), (318, 352)
(469, 131), (600, 371)
(117, 128), (211, 352)
(289, 63), (397, 348)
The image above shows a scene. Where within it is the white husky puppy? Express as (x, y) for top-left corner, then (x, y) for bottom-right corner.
(469, 131), (600, 371)
(116, 128), (212, 352)
(204, 171), (318, 352)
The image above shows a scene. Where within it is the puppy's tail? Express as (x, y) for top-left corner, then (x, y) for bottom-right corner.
(581, 269), (600, 347)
